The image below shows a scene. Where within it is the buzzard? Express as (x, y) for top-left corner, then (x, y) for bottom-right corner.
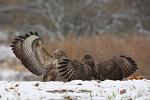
(58, 55), (138, 81)
(11, 32), (138, 81)
(11, 32), (68, 81)
(58, 55), (94, 81)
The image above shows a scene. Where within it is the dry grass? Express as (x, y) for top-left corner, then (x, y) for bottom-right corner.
(4, 34), (150, 79)
(45, 34), (150, 79)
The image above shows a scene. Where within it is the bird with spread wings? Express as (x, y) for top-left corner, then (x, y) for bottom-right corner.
(58, 55), (138, 81)
(11, 32), (69, 81)
(11, 32), (138, 81)
(58, 55), (94, 81)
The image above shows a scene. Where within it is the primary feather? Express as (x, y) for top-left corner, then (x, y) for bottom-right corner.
(11, 32), (67, 81)
(95, 56), (138, 80)
(11, 32), (45, 76)
(58, 55), (93, 81)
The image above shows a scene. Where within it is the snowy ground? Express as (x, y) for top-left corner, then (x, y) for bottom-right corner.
(0, 43), (150, 100)
(0, 80), (149, 100)
(0, 69), (41, 81)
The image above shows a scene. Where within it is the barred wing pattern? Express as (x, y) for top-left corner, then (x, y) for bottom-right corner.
(58, 55), (138, 81)
(11, 32), (51, 76)
(58, 55), (93, 81)
(119, 56), (138, 77)
(96, 56), (138, 80)
(11, 32), (138, 81)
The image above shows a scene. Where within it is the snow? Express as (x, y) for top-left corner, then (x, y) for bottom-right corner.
(0, 80), (149, 100)
(0, 43), (149, 99)
(0, 69), (36, 81)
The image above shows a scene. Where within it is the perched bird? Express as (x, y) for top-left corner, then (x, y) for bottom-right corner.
(58, 55), (138, 81)
(11, 32), (67, 82)
(57, 55), (94, 81)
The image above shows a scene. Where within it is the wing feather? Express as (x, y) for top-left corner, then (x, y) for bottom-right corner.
(119, 56), (138, 77)
(58, 55), (93, 81)
(58, 59), (80, 80)
(11, 32), (52, 76)
(58, 59), (83, 80)
(97, 56), (138, 80)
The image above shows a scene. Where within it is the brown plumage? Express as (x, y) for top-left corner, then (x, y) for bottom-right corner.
(11, 32), (138, 81)
(11, 32), (67, 81)
(58, 55), (138, 81)
(93, 55), (138, 80)
(58, 55), (94, 81)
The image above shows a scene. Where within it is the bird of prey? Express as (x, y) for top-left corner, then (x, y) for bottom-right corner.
(57, 55), (94, 81)
(93, 55), (138, 80)
(58, 55), (138, 81)
(11, 32), (138, 81)
(11, 32), (68, 82)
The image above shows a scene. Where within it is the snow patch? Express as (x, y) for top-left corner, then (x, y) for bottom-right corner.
(0, 69), (40, 81)
(0, 80), (149, 99)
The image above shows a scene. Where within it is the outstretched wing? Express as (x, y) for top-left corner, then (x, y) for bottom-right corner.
(11, 32), (52, 76)
(119, 56), (138, 77)
(58, 59), (82, 81)
(97, 56), (138, 80)
(96, 58), (121, 80)
(57, 55), (93, 81)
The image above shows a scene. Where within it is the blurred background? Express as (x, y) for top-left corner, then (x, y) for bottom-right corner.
(0, 0), (149, 81)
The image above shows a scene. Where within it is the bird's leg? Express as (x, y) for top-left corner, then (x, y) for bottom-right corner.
(43, 70), (57, 82)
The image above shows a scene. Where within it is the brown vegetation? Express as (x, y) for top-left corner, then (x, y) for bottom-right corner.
(45, 34), (150, 79)
(6, 34), (150, 79)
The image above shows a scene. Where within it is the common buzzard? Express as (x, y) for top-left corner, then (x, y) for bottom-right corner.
(11, 32), (138, 81)
(11, 32), (68, 81)
(58, 55), (138, 81)
(58, 55), (94, 81)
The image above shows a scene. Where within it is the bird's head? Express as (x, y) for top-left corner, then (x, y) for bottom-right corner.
(82, 54), (95, 67)
(53, 49), (67, 60)
(83, 54), (100, 79)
